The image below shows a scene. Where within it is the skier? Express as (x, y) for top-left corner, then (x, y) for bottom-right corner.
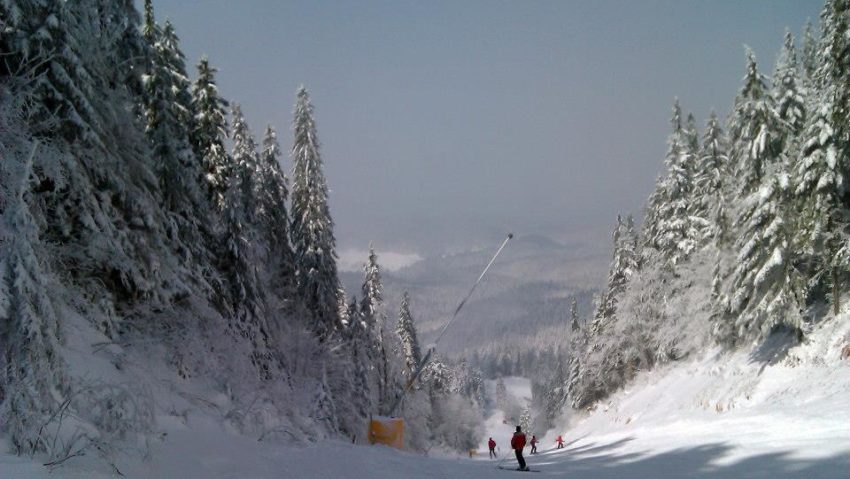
(510, 426), (528, 471)
(530, 435), (538, 454)
(488, 437), (497, 459)
(556, 434), (564, 449)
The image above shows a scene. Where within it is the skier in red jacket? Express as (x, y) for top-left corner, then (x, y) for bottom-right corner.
(556, 434), (565, 449)
(510, 426), (528, 471)
(530, 435), (538, 454)
(488, 437), (497, 459)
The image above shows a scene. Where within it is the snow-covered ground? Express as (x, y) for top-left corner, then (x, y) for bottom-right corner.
(480, 376), (534, 454)
(4, 318), (849, 478)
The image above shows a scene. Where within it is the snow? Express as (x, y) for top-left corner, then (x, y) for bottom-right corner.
(4, 317), (849, 478)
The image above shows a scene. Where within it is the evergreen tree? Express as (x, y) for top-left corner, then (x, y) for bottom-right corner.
(337, 287), (350, 327)
(724, 164), (804, 343)
(696, 111), (731, 246)
(728, 49), (781, 197)
(290, 87), (340, 337)
(801, 19), (819, 85)
(570, 297), (580, 332)
(1, 143), (69, 454)
(794, 0), (850, 315)
(221, 104), (272, 379)
(396, 292), (422, 376)
(0, 0), (98, 141)
(229, 104), (261, 228)
(257, 125), (298, 302)
(190, 57), (230, 209)
(141, 6), (214, 285)
(772, 30), (807, 140)
(360, 246), (400, 413)
(644, 100), (701, 262)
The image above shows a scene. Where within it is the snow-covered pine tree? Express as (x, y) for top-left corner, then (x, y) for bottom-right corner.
(396, 291), (422, 377)
(337, 287), (350, 327)
(360, 245), (384, 335)
(695, 112), (733, 314)
(257, 125), (298, 303)
(684, 112), (701, 157)
(190, 57), (230, 209)
(644, 100), (701, 263)
(290, 87), (340, 337)
(141, 5), (215, 296)
(728, 49), (781, 198)
(0, 0), (99, 141)
(570, 297), (580, 331)
(360, 245), (402, 414)
(228, 104), (261, 229)
(772, 30), (807, 140)
(519, 403), (532, 432)
(1, 142), (69, 455)
(593, 214), (638, 327)
(724, 161), (805, 343)
(696, 111), (731, 247)
(345, 295), (378, 417)
(220, 104), (273, 379)
(593, 216), (625, 324)
(794, 0), (850, 315)
(801, 19), (819, 87)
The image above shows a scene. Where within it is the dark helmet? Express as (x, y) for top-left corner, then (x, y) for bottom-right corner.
(516, 426), (522, 432)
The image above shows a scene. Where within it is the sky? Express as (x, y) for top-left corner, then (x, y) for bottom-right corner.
(151, 0), (823, 260)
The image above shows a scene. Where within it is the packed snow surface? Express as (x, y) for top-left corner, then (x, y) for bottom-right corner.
(3, 319), (849, 478)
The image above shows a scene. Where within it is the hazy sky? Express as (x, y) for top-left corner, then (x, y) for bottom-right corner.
(152, 0), (822, 258)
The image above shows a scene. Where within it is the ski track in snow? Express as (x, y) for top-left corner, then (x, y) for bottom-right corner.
(3, 321), (850, 478)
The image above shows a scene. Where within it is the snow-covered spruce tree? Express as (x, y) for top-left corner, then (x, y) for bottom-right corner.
(396, 291), (422, 377)
(1, 141), (69, 455)
(290, 87), (340, 337)
(772, 30), (807, 141)
(337, 287), (350, 327)
(257, 125), (298, 304)
(190, 57), (230, 210)
(723, 162), (805, 344)
(141, 6), (216, 299)
(570, 297), (580, 331)
(728, 49), (781, 198)
(0, 0), (99, 141)
(229, 104), (261, 231)
(794, 0), (850, 316)
(345, 295), (376, 418)
(360, 246), (403, 414)
(696, 111), (732, 247)
(220, 104), (273, 380)
(644, 100), (702, 263)
(801, 19), (819, 88)
(684, 112), (701, 159)
(591, 214), (638, 329)
(695, 112), (734, 320)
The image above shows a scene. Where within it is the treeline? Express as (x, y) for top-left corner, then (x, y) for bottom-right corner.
(0, 0), (481, 462)
(547, 1), (850, 422)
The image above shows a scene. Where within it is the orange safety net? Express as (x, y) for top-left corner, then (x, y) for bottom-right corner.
(368, 417), (404, 449)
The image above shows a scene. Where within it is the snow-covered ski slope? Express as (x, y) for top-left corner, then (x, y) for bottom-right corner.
(3, 317), (849, 478)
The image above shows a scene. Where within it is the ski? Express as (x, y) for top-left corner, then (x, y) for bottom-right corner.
(497, 466), (541, 473)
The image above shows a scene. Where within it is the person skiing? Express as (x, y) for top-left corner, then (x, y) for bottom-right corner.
(510, 425), (528, 471)
(530, 435), (538, 454)
(556, 434), (564, 449)
(488, 437), (497, 459)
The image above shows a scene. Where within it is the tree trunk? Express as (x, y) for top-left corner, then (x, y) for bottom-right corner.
(833, 267), (840, 316)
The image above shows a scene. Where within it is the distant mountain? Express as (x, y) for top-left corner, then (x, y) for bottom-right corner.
(343, 232), (610, 361)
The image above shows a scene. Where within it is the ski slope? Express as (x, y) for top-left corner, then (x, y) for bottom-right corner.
(3, 319), (849, 478)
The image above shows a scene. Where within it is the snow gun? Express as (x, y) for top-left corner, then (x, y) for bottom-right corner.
(388, 232), (514, 416)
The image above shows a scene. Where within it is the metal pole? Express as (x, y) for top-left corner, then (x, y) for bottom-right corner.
(389, 233), (514, 415)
